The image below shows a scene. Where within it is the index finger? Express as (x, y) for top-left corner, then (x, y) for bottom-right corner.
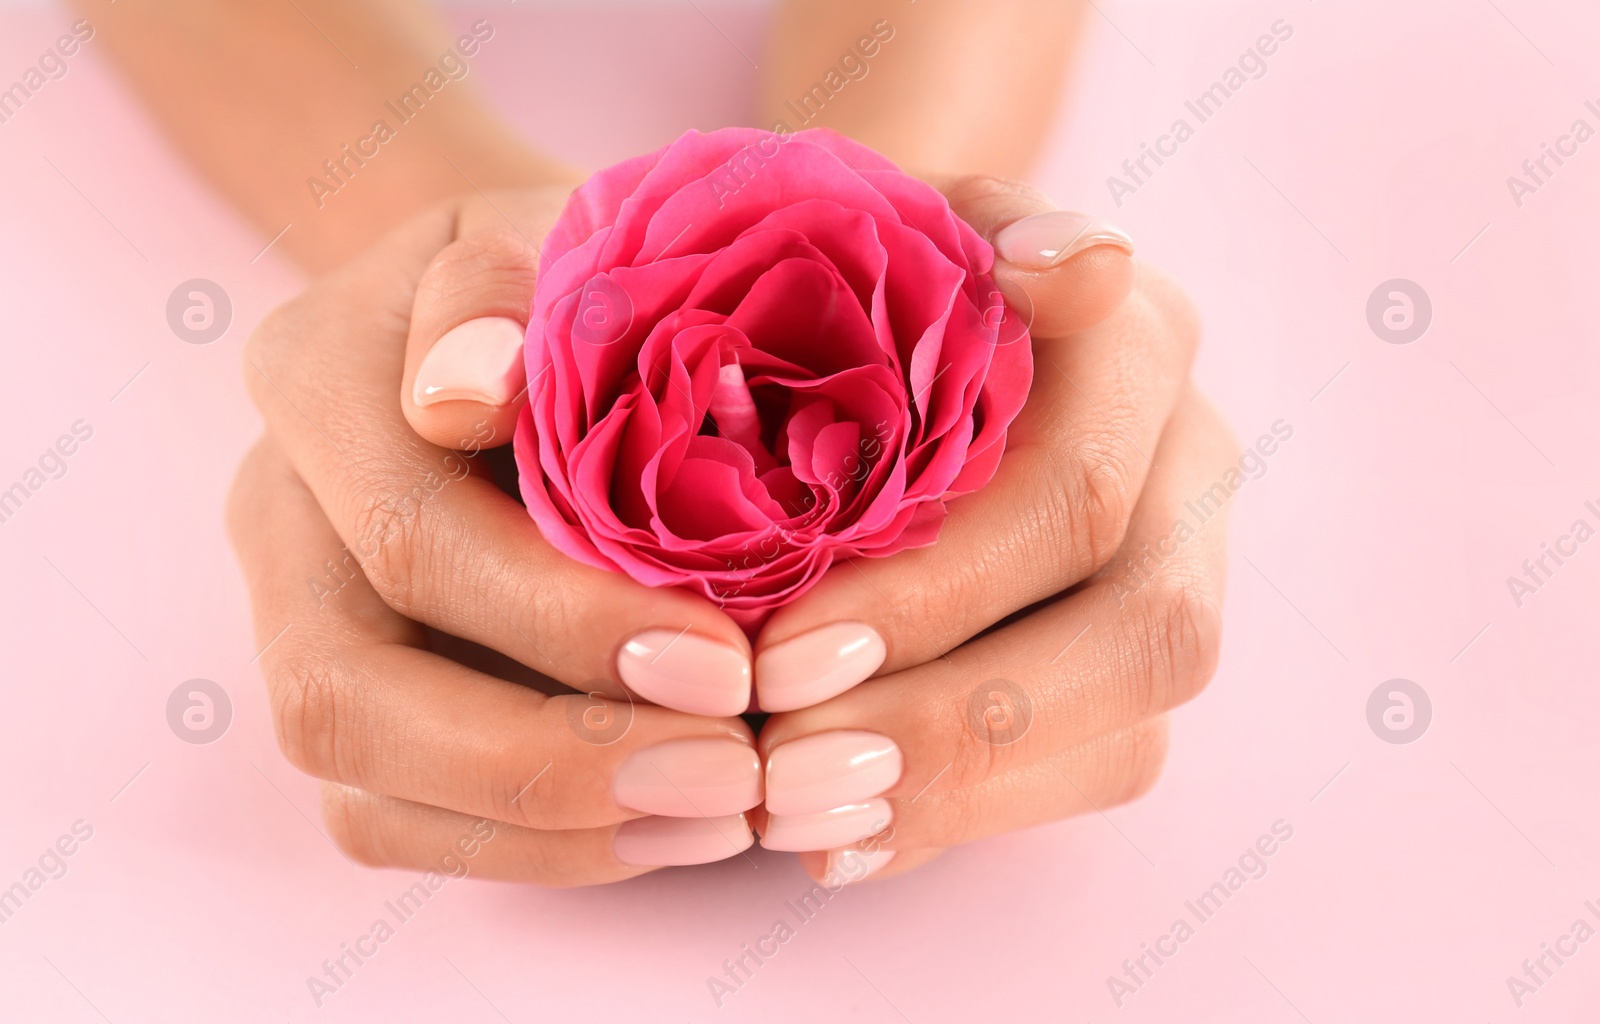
(930, 174), (1137, 337)
(400, 184), (577, 451)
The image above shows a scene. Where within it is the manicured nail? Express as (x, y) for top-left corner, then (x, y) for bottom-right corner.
(760, 799), (892, 852)
(613, 738), (762, 817)
(614, 813), (754, 866)
(617, 630), (751, 717)
(412, 316), (527, 407)
(755, 622), (886, 712)
(824, 847), (896, 885)
(993, 211), (1134, 269)
(765, 730), (903, 816)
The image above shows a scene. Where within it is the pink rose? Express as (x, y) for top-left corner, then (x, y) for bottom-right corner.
(514, 127), (1032, 633)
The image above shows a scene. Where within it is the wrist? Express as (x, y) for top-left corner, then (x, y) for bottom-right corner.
(285, 119), (581, 272)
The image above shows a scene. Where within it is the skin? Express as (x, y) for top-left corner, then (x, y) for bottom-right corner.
(761, 1), (1088, 178)
(91, 1), (1234, 886)
(77, 0), (574, 271)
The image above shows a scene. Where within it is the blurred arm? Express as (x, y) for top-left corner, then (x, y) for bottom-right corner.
(761, 0), (1087, 179)
(77, 0), (577, 272)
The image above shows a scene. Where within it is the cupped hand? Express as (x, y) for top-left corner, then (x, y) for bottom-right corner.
(737, 179), (1233, 880)
(230, 187), (776, 885)
(241, 185), (761, 717)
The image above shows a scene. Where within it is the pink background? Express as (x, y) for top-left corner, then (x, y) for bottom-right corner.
(1, 1), (1597, 1019)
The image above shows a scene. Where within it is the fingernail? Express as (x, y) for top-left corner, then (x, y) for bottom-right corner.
(993, 211), (1134, 269)
(755, 622), (886, 712)
(613, 738), (763, 817)
(765, 730), (902, 815)
(614, 813), (754, 866)
(617, 630), (751, 717)
(824, 847), (896, 885)
(760, 799), (892, 852)
(412, 316), (528, 407)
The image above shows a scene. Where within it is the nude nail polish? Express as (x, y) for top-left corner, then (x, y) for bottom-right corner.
(765, 731), (903, 815)
(993, 211), (1135, 269)
(412, 316), (527, 407)
(617, 630), (751, 717)
(825, 846), (896, 885)
(755, 622), (886, 712)
(613, 738), (763, 817)
(760, 799), (892, 852)
(614, 814), (754, 866)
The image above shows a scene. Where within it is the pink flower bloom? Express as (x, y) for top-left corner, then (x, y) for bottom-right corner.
(515, 127), (1032, 633)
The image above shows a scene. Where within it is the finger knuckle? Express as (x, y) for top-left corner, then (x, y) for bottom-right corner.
(320, 784), (390, 868)
(946, 682), (1018, 790)
(484, 765), (551, 832)
(347, 444), (483, 621)
(1137, 570), (1224, 714)
(344, 477), (433, 615)
(1045, 429), (1138, 574)
(883, 559), (990, 657)
(1080, 443), (1139, 569)
(948, 721), (1002, 791)
(242, 297), (316, 411)
(520, 576), (578, 656)
(1110, 718), (1172, 807)
(267, 650), (350, 781)
(424, 231), (539, 295)
(932, 785), (990, 846)
(519, 850), (597, 889)
(466, 704), (567, 831)
(942, 174), (1052, 212)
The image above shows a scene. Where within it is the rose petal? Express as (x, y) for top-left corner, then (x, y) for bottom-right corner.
(513, 126), (1033, 635)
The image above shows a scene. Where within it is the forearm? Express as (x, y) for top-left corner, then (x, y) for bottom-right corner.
(761, 0), (1086, 180)
(79, 0), (575, 272)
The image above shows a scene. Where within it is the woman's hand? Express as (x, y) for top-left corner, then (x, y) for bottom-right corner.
(740, 179), (1233, 881)
(230, 189), (783, 884)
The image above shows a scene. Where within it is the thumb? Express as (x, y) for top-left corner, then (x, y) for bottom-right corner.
(933, 175), (1137, 338)
(401, 222), (538, 451)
